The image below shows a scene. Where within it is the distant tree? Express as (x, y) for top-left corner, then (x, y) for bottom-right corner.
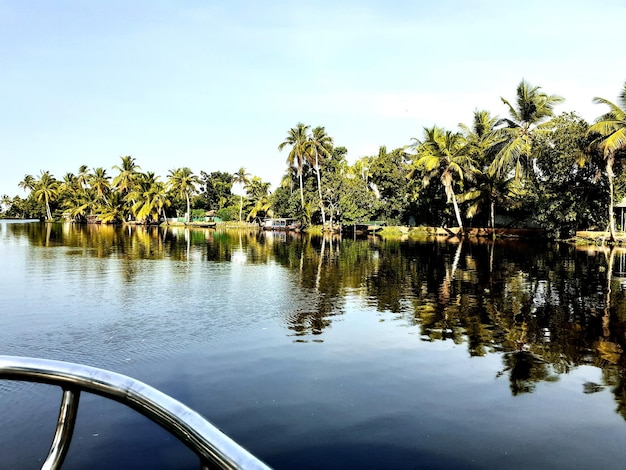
(279, 123), (310, 207)
(533, 112), (599, 236)
(89, 167), (111, 203)
(168, 167), (199, 223)
(306, 126), (333, 226)
(33, 171), (59, 221)
(18, 174), (35, 194)
(368, 146), (410, 224)
(410, 127), (476, 230)
(198, 171), (233, 210)
(232, 167), (251, 222)
(490, 80), (564, 180)
(587, 81), (626, 241)
(112, 156), (141, 197)
(246, 176), (272, 220)
(0, 194), (11, 215)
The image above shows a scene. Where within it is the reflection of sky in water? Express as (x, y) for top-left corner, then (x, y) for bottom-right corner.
(1, 222), (626, 469)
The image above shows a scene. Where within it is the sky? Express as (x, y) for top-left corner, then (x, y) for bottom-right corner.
(2, 0), (626, 197)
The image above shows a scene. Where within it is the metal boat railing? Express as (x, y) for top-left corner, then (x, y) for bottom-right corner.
(0, 356), (271, 470)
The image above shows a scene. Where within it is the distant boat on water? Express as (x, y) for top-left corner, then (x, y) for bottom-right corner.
(261, 217), (301, 231)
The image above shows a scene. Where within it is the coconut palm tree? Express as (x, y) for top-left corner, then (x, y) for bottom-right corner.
(490, 80), (564, 179)
(246, 177), (272, 221)
(1, 194), (11, 214)
(33, 171), (59, 221)
(89, 167), (111, 203)
(410, 126), (476, 231)
(132, 180), (170, 223)
(587, 81), (626, 241)
(459, 109), (500, 167)
(19, 174), (36, 193)
(306, 126), (333, 226)
(168, 167), (199, 223)
(232, 167), (251, 222)
(278, 123), (310, 207)
(112, 156), (141, 195)
(62, 188), (97, 223)
(76, 165), (90, 190)
(460, 170), (520, 232)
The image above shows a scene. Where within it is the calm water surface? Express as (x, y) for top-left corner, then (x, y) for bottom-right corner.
(2, 221), (626, 469)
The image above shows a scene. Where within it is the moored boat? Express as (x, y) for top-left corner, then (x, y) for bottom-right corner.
(261, 218), (301, 231)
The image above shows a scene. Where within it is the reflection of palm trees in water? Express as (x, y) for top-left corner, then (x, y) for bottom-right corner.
(438, 239), (463, 304)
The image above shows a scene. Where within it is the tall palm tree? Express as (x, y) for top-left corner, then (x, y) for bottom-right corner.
(458, 109), (507, 231)
(490, 80), (564, 179)
(33, 171), (59, 221)
(587, 81), (626, 241)
(278, 123), (310, 207)
(232, 167), (251, 222)
(167, 167), (199, 223)
(306, 126), (333, 226)
(410, 126), (476, 231)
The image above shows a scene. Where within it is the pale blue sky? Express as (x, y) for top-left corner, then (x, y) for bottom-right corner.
(2, 0), (626, 197)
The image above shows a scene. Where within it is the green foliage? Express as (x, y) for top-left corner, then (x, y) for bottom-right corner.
(532, 112), (601, 236)
(368, 146), (410, 224)
(198, 171), (234, 210)
(216, 206), (238, 221)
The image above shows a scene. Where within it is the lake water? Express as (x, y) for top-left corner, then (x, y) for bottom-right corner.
(2, 221), (626, 469)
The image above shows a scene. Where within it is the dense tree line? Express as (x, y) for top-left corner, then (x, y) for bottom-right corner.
(2, 79), (626, 237)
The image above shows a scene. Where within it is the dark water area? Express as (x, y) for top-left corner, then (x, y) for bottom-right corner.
(2, 221), (626, 469)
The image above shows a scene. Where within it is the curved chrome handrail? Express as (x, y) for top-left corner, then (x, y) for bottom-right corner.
(0, 356), (271, 470)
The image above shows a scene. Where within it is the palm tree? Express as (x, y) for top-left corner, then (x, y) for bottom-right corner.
(459, 109), (500, 167)
(132, 180), (170, 223)
(18, 174), (35, 193)
(113, 156), (141, 195)
(1, 194), (11, 214)
(246, 177), (272, 220)
(410, 126), (476, 231)
(98, 192), (125, 224)
(167, 167), (199, 223)
(587, 81), (626, 241)
(89, 167), (111, 203)
(490, 80), (564, 179)
(232, 167), (251, 222)
(278, 123), (310, 207)
(76, 165), (90, 190)
(62, 188), (98, 223)
(33, 171), (59, 221)
(306, 126), (333, 226)
(461, 170), (520, 232)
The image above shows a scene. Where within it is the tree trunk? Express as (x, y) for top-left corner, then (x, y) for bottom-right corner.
(450, 190), (463, 233)
(607, 154), (616, 242)
(185, 193), (191, 223)
(45, 195), (52, 221)
(490, 200), (495, 239)
(315, 153), (326, 227)
(298, 170), (305, 208)
(239, 194), (243, 222)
